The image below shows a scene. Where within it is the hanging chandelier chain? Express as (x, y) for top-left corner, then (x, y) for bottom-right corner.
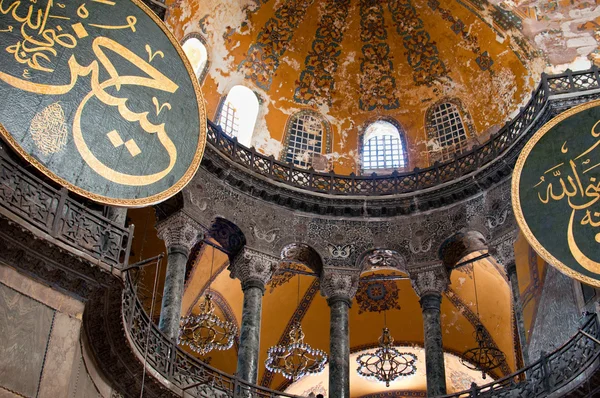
(179, 242), (237, 356)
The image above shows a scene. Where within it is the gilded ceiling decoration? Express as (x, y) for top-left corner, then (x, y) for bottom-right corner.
(294, 0), (352, 106)
(240, 0), (316, 90)
(388, 0), (449, 87)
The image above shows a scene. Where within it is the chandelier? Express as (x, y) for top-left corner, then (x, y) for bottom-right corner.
(179, 245), (237, 355)
(460, 266), (505, 379)
(265, 275), (327, 381)
(356, 323), (417, 387)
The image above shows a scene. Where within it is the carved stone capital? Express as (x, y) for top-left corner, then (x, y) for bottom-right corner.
(410, 267), (449, 298)
(156, 211), (204, 254)
(489, 229), (519, 269)
(229, 247), (279, 289)
(320, 267), (360, 303)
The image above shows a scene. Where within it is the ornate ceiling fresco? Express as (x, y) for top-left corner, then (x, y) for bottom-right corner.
(164, 0), (552, 174)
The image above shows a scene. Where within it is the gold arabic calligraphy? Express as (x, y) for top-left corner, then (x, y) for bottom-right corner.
(0, 0), (179, 186)
(533, 120), (600, 273)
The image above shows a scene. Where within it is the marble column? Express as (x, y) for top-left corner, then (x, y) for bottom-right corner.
(229, 248), (279, 384)
(320, 268), (360, 398)
(156, 212), (202, 340)
(506, 261), (530, 366)
(492, 231), (530, 366)
(411, 268), (449, 397)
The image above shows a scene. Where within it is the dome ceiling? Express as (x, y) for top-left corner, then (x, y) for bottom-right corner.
(165, 0), (543, 173)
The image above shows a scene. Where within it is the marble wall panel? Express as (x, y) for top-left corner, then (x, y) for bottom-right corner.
(0, 282), (55, 398)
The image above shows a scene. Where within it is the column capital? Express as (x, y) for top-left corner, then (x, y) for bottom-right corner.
(229, 247), (279, 289)
(410, 266), (449, 298)
(320, 267), (360, 303)
(156, 211), (205, 253)
(489, 230), (519, 270)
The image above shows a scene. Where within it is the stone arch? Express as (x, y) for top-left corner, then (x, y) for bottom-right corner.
(208, 217), (247, 260)
(356, 248), (407, 274)
(279, 243), (323, 276)
(439, 230), (488, 270)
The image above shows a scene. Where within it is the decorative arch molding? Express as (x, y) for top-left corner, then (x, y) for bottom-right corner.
(280, 109), (332, 168)
(181, 32), (210, 84)
(357, 116), (409, 174)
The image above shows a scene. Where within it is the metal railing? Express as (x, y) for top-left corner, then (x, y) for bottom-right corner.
(122, 275), (305, 398)
(207, 68), (600, 196)
(0, 147), (133, 269)
(440, 314), (600, 398)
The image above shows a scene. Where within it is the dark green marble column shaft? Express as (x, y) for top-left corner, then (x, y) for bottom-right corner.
(236, 280), (265, 384)
(507, 262), (530, 365)
(328, 296), (351, 398)
(158, 245), (189, 340)
(421, 293), (447, 396)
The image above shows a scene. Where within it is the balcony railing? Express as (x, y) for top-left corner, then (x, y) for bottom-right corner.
(0, 147), (133, 270)
(207, 68), (600, 196)
(441, 314), (600, 398)
(122, 275), (305, 398)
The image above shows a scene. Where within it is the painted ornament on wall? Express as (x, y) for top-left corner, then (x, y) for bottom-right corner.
(0, 0), (206, 206)
(512, 99), (600, 287)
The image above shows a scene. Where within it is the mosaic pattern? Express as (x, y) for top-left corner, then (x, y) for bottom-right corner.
(359, 0), (400, 111)
(355, 280), (401, 314)
(260, 279), (320, 387)
(427, 0), (494, 73)
(239, 0), (315, 90)
(388, 0), (449, 86)
(294, 0), (351, 106)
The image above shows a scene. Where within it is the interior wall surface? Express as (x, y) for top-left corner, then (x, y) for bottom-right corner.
(0, 263), (118, 398)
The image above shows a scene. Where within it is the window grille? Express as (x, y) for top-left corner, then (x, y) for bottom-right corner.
(429, 102), (468, 161)
(362, 121), (406, 171)
(284, 113), (324, 168)
(218, 101), (240, 139)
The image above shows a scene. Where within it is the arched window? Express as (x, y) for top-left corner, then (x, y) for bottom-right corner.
(362, 120), (407, 171)
(283, 111), (329, 168)
(182, 37), (208, 80)
(427, 102), (469, 162)
(218, 86), (259, 147)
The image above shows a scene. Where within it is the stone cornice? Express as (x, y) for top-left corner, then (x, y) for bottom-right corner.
(199, 87), (600, 217)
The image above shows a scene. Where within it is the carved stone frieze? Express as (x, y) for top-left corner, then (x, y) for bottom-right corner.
(156, 211), (205, 253)
(229, 247), (279, 287)
(320, 267), (360, 302)
(410, 266), (450, 298)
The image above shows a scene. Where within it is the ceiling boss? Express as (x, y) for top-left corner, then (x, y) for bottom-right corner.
(512, 99), (600, 287)
(0, 0), (206, 206)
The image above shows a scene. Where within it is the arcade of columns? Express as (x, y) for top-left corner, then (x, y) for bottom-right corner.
(154, 211), (527, 398)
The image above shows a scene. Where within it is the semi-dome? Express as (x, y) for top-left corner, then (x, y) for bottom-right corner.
(165, 0), (544, 174)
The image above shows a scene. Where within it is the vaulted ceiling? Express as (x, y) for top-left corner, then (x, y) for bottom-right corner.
(164, 0), (548, 173)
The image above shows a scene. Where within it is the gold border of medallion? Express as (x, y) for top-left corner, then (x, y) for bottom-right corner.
(0, 0), (207, 207)
(512, 99), (600, 288)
